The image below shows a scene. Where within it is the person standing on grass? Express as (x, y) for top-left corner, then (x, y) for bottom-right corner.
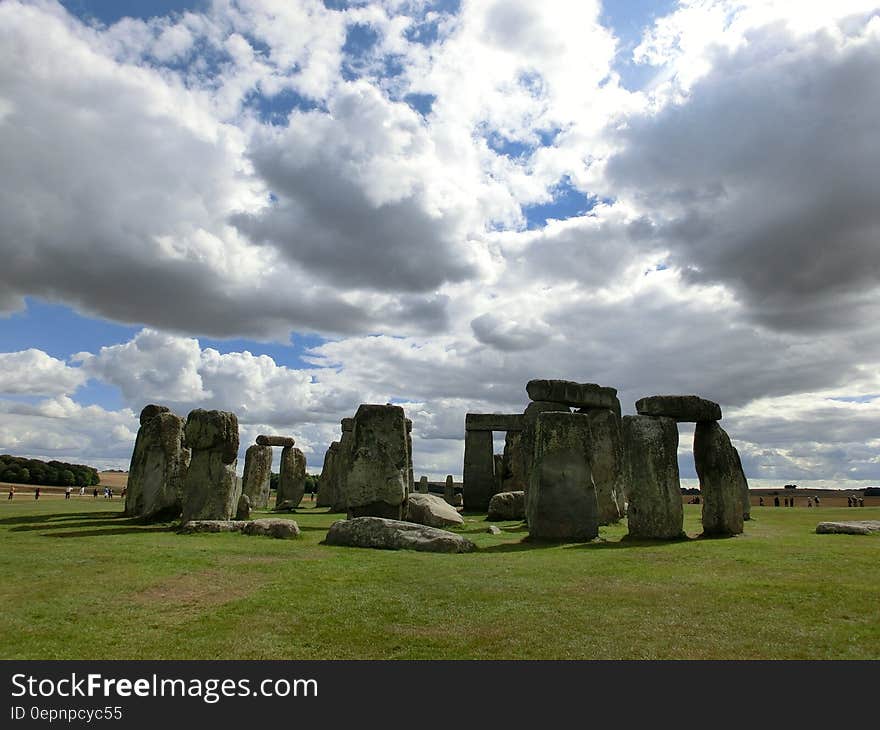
(7, 485), (13, 500)
(93, 487), (98, 499)
(65, 487), (71, 500)
(814, 496), (820, 507)
(34, 487), (40, 501)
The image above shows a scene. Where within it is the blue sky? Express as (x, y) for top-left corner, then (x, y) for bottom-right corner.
(2, 0), (880, 481)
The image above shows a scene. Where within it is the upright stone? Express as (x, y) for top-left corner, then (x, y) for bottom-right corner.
(733, 446), (751, 521)
(180, 409), (240, 523)
(520, 401), (571, 508)
(621, 415), (684, 539)
(581, 408), (625, 524)
(493, 454), (506, 495)
(463, 429), (494, 512)
(418, 476), (429, 494)
(241, 444), (272, 509)
(333, 418), (355, 512)
(276, 446), (306, 509)
(316, 442), (339, 508)
(527, 412), (599, 541)
(405, 419), (414, 495)
(444, 475), (455, 505)
(125, 405), (190, 520)
(502, 431), (527, 492)
(694, 421), (744, 536)
(343, 404), (409, 519)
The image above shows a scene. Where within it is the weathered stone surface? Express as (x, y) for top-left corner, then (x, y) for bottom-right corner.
(180, 409), (240, 523)
(635, 395), (722, 422)
(463, 429), (494, 512)
(444, 475), (455, 504)
(405, 493), (464, 528)
(732, 446), (751, 521)
(452, 493), (463, 507)
(493, 454), (506, 495)
(405, 418), (414, 495)
(621, 415), (683, 539)
(276, 446), (306, 509)
(242, 444), (272, 510)
(126, 409), (190, 521)
(526, 380), (620, 414)
(501, 431), (527, 492)
(487, 525), (502, 535)
(582, 408), (625, 524)
(235, 493), (251, 520)
(333, 423), (354, 512)
(527, 412), (600, 541)
(417, 476), (429, 494)
(316, 442), (339, 508)
(180, 520), (247, 533)
(487, 490), (525, 521)
(184, 409), (239, 463)
(342, 404), (408, 519)
(341, 417), (354, 432)
(816, 520), (880, 535)
(324, 517), (476, 553)
(695, 421), (744, 537)
(256, 434), (295, 447)
(242, 518), (301, 539)
(140, 403), (170, 425)
(520, 401), (571, 505)
(465, 413), (525, 432)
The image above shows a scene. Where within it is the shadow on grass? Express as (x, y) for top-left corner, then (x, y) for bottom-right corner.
(0, 511), (122, 527)
(41, 526), (173, 538)
(479, 533), (696, 553)
(9, 513), (174, 537)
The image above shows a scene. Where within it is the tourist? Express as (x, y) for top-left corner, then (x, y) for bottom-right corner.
(859, 497), (865, 507)
(814, 496), (820, 507)
(759, 497), (764, 507)
(807, 497), (813, 508)
(34, 487), (40, 501)
(7, 485), (13, 500)
(65, 487), (72, 500)
(93, 487), (98, 499)
(79, 486), (85, 496)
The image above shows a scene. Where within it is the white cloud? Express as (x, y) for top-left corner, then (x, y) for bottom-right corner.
(0, 350), (86, 396)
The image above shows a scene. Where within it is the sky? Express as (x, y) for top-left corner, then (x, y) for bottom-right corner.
(1, 0), (880, 483)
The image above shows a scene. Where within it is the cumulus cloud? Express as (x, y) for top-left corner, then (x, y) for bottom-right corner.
(0, 350), (86, 396)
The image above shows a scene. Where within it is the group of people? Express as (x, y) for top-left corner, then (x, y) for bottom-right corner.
(847, 495), (866, 507)
(765, 495), (820, 507)
(6, 484), (127, 500)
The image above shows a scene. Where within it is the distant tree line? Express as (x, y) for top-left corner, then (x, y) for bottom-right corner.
(0, 455), (100, 487)
(269, 472), (320, 494)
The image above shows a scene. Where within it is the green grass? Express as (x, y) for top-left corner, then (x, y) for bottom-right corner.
(1, 498), (878, 659)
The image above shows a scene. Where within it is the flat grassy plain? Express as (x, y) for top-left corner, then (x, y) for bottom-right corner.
(1, 496), (878, 659)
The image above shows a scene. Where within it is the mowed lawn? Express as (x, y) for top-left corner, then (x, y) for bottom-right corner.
(1, 497), (878, 659)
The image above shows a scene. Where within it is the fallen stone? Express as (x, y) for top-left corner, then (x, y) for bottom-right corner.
(487, 525), (501, 535)
(242, 518), (301, 539)
(816, 521), (880, 535)
(487, 490), (525, 521)
(324, 517), (477, 553)
(635, 395), (722, 422)
(256, 434), (295, 447)
(621, 415), (684, 540)
(526, 379), (620, 414)
(405, 493), (464, 528)
(180, 520), (247, 533)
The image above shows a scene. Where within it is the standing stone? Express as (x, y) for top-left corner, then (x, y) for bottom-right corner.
(694, 421), (744, 536)
(502, 430), (527, 491)
(527, 412), (600, 541)
(463, 429), (494, 512)
(493, 454), (506, 496)
(316, 442), (339, 508)
(418, 476), (429, 494)
(580, 408), (626, 524)
(342, 404), (409, 519)
(333, 418), (355, 512)
(276, 446), (306, 509)
(242, 444), (272, 509)
(520, 401), (571, 509)
(621, 415), (683, 540)
(180, 409), (240, 523)
(126, 405), (190, 521)
(444, 475), (455, 505)
(236, 493), (251, 520)
(733, 446), (751, 521)
(405, 418), (414, 495)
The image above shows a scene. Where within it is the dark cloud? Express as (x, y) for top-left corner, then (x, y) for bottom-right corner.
(607, 23), (880, 332)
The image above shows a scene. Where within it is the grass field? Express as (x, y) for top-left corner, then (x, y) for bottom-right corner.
(1, 496), (878, 659)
